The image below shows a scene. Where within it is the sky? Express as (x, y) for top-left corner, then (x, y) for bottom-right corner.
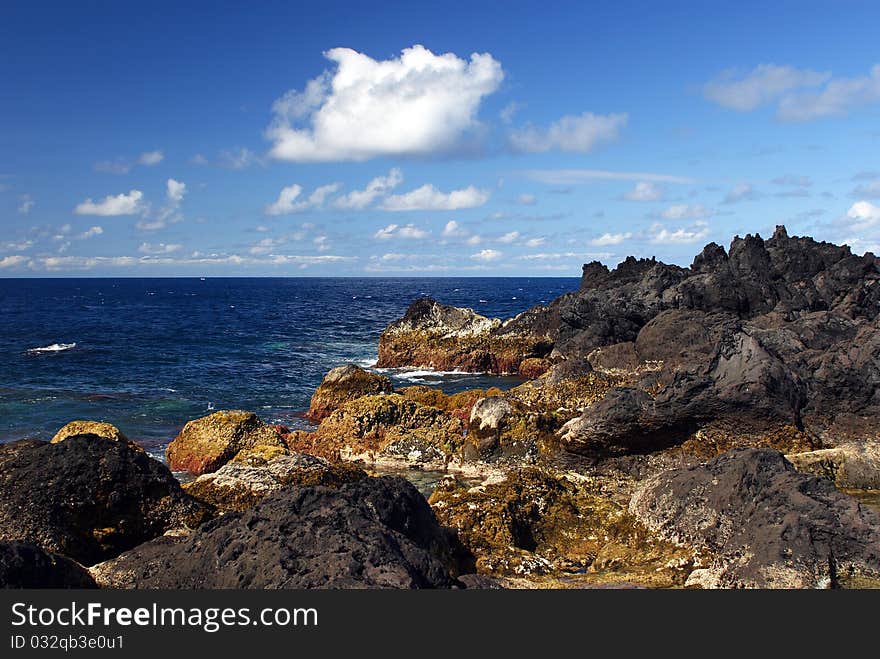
(2, 0), (880, 277)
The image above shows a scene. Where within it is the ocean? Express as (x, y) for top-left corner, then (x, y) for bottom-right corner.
(0, 277), (579, 459)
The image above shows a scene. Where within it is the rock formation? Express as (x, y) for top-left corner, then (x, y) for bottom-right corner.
(306, 364), (393, 422)
(90, 476), (461, 589)
(0, 541), (97, 588)
(0, 436), (211, 565)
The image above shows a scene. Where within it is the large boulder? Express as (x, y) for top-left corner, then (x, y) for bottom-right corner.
(50, 420), (143, 452)
(0, 436), (212, 565)
(165, 410), (287, 475)
(184, 453), (366, 512)
(89, 476), (461, 589)
(787, 441), (880, 489)
(306, 364), (393, 422)
(630, 448), (880, 588)
(0, 541), (97, 588)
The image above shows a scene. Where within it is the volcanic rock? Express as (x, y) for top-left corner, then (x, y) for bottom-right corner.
(629, 448), (880, 588)
(0, 541), (97, 588)
(89, 476), (460, 589)
(0, 436), (212, 565)
(50, 420), (143, 452)
(306, 364), (393, 422)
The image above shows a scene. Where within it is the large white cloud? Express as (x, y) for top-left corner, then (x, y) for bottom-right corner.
(333, 169), (403, 209)
(75, 190), (143, 216)
(703, 64), (830, 111)
(267, 45), (504, 162)
(380, 184), (489, 211)
(509, 112), (627, 153)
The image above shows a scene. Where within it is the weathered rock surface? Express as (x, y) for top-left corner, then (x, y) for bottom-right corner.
(0, 541), (97, 588)
(0, 436), (212, 565)
(429, 469), (691, 585)
(90, 476), (461, 589)
(630, 448), (880, 588)
(380, 227), (880, 452)
(377, 297), (553, 374)
(165, 410), (287, 475)
(787, 441), (880, 489)
(293, 393), (465, 466)
(50, 420), (143, 452)
(184, 453), (366, 511)
(306, 364), (393, 422)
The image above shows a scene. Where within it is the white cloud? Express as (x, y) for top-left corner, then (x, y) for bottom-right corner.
(471, 248), (502, 262)
(333, 168), (403, 209)
(778, 64), (880, 121)
(373, 223), (429, 240)
(25, 253), (355, 272)
(500, 101), (521, 124)
(75, 190), (144, 216)
(509, 112), (627, 153)
(137, 150), (164, 166)
(649, 220), (710, 244)
(380, 184), (490, 211)
(266, 182), (340, 215)
(139, 242), (182, 254)
(219, 147), (259, 169)
(516, 193), (536, 205)
(703, 64), (830, 111)
(466, 234), (482, 245)
(78, 226), (103, 239)
(524, 237), (546, 247)
(590, 232), (632, 246)
(167, 179), (186, 203)
(498, 231), (520, 243)
(94, 160), (132, 174)
(0, 240), (33, 252)
(190, 154), (209, 165)
(660, 204), (712, 220)
(0, 255), (29, 269)
(723, 183), (761, 204)
(524, 169), (694, 185)
(442, 220), (468, 237)
(18, 194), (34, 214)
(771, 175), (812, 188)
(844, 200), (880, 232)
(623, 182), (663, 202)
(267, 45), (503, 162)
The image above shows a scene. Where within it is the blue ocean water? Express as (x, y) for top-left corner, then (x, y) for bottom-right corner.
(0, 278), (579, 452)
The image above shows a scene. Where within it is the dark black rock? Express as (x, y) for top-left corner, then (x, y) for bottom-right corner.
(0, 436), (212, 565)
(630, 448), (880, 588)
(90, 476), (461, 589)
(0, 541), (97, 589)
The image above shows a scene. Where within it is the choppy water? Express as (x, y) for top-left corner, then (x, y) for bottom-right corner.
(0, 277), (579, 455)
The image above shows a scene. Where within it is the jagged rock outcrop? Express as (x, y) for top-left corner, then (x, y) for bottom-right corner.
(377, 297), (554, 374)
(378, 226), (880, 453)
(306, 364), (393, 422)
(89, 476), (461, 589)
(165, 410), (288, 475)
(184, 453), (366, 511)
(630, 448), (880, 588)
(0, 541), (97, 588)
(0, 436), (212, 565)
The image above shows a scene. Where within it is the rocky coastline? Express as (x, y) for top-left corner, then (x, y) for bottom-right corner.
(2, 226), (880, 589)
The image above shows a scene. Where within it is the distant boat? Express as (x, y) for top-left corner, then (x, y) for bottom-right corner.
(200, 277), (206, 281)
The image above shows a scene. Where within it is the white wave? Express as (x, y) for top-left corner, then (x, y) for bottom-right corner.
(389, 367), (483, 380)
(356, 358), (378, 368)
(28, 342), (76, 354)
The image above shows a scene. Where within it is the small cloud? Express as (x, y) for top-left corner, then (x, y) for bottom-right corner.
(265, 182), (340, 215)
(660, 204), (712, 220)
(524, 237), (546, 247)
(380, 184), (490, 211)
(219, 147), (259, 170)
(442, 220), (468, 238)
(851, 181), (880, 199)
(77, 226), (103, 239)
(0, 255), (29, 269)
(333, 168), (403, 210)
(138, 242), (182, 254)
(498, 231), (520, 244)
(590, 232), (632, 246)
(373, 223), (429, 240)
(167, 179), (186, 204)
(471, 248), (502, 262)
(137, 150), (164, 166)
(703, 64), (830, 112)
(509, 112), (627, 153)
(771, 174), (812, 187)
(18, 194), (35, 214)
(94, 160), (131, 175)
(500, 101), (522, 124)
(649, 220), (710, 244)
(723, 183), (761, 204)
(190, 154), (209, 165)
(516, 193), (536, 206)
(75, 190), (144, 216)
(623, 181), (664, 202)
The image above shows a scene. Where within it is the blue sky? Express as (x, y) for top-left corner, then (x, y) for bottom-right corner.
(2, 0), (880, 276)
